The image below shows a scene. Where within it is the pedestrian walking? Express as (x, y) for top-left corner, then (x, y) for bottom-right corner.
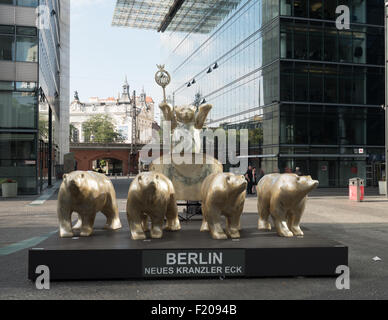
(245, 165), (253, 195)
(252, 167), (257, 194)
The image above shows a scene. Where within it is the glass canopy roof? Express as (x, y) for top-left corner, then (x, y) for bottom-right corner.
(112, 0), (242, 34)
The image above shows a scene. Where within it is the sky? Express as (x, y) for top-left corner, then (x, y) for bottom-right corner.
(70, 0), (163, 119)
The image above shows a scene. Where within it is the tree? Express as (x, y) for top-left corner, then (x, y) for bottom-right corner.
(82, 115), (124, 143)
(39, 119), (49, 141)
(249, 127), (263, 146)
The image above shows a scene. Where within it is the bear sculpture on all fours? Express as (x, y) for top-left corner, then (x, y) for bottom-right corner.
(257, 173), (319, 237)
(200, 173), (247, 240)
(57, 171), (122, 238)
(126, 172), (180, 240)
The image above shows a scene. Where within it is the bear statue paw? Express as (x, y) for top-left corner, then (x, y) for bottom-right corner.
(211, 231), (228, 240)
(290, 227), (304, 237)
(227, 229), (240, 239)
(79, 228), (93, 237)
(164, 221), (181, 231)
(200, 221), (210, 232)
(105, 219), (122, 230)
(59, 229), (74, 238)
(258, 220), (272, 231)
(278, 229), (294, 237)
(150, 227), (163, 239)
(131, 231), (146, 240)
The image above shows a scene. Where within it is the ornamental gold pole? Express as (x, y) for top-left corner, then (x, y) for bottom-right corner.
(155, 65), (171, 104)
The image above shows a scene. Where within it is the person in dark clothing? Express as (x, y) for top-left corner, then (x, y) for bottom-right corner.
(251, 167), (257, 194)
(245, 165), (253, 194)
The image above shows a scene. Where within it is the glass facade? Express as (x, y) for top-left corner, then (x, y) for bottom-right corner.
(162, 0), (385, 187)
(0, 133), (37, 194)
(0, 79), (38, 194)
(0, 26), (38, 62)
(0, 0), (64, 195)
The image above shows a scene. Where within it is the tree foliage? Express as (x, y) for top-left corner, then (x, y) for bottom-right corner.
(249, 127), (263, 146)
(39, 119), (49, 141)
(82, 115), (124, 143)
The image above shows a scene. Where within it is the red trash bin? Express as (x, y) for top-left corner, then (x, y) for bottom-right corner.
(349, 178), (364, 201)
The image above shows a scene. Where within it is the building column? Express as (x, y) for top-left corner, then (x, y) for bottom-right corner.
(58, 0), (71, 164)
(48, 107), (53, 187)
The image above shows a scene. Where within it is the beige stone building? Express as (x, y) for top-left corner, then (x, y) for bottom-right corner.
(69, 78), (155, 145)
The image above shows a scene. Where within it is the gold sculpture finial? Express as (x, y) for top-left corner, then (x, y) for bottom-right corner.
(155, 64), (171, 103)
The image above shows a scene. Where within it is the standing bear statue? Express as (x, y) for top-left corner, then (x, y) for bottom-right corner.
(126, 172), (181, 240)
(200, 173), (247, 240)
(257, 173), (319, 237)
(159, 102), (212, 153)
(57, 171), (122, 238)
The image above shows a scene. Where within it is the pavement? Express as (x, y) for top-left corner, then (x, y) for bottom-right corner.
(0, 177), (387, 300)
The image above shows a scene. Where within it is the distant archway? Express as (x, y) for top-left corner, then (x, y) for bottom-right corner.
(92, 157), (123, 175)
(70, 144), (136, 175)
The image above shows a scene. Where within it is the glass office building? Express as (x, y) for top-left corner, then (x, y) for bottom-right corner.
(0, 0), (70, 194)
(113, 0), (385, 187)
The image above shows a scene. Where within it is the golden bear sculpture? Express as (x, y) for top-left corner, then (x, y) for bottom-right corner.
(200, 173), (247, 240)
(57, 171), (122, 238)
(126, 172), (180, 240)
(257, 173), (319, 237)
(159, 102), (212, 153)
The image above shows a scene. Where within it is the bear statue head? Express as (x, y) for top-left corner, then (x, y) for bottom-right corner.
(137, 172), (160, 192)
(224, 173), (247, 194)
(281, 174), (319, 196)
(175, 105), (196, 124)
(63, 171), (88, 195)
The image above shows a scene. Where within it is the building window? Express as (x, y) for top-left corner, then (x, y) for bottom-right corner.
(309, 0), (323, 19)
(71, 127), (79, 143)
(0, 81), (14, 90)
(0, 0), (14, 5)
(293, 0), (307, 17)
(0, 0), (38, 7)
(17, 0), (39, 7)
(16, 81), (37, 91)
(0, 92), (37, 128)
(0, 133), (37, 194)
(280, 0), (292, 16)
(0, 35), (14, 60)
(0, 26), (37, 62)
(0, 81), (37, 129)
(16, 36), (37, 62)
(280, 20), (377, 65)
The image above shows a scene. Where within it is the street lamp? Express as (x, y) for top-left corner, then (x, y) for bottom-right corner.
(385, 1), (388, 197)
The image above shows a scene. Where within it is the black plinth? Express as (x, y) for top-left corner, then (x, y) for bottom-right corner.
(28, 213), (348, 281)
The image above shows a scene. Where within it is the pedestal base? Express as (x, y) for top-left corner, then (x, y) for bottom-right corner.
(28, 214), (348, 281)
